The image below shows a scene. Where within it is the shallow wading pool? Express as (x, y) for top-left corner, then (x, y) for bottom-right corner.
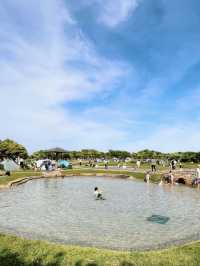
(0, 176), (200, 250)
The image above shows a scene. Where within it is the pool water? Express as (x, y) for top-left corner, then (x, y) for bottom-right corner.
(0, 176), (200, 250)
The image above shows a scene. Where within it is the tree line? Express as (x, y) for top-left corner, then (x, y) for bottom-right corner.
(1, 139), (200, 162)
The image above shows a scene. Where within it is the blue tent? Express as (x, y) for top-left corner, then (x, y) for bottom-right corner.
(58, 160), (69, 168)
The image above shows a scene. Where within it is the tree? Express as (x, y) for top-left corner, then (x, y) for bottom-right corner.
(31, 150), (47, 160)
(136, 149), (165, 159)
(107, 150), (131, 159)
(80, 149), (103, 159)
(177, 152), (200, 163)
(0, 139), (28, 159)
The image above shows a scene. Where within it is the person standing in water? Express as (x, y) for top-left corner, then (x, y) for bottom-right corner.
(144, 172), (150, 183)
(170, 171), (175, 185)
(94, 187), (104, 199)
(196, 166), (200, 189)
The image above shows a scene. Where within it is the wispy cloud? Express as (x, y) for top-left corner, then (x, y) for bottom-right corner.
(130, 123), (200, 152)
(0, 0), (130, 151)
(97, 0), (140, 27)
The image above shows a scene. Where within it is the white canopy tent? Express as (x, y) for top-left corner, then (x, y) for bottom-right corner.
(0, 159), (20, 172)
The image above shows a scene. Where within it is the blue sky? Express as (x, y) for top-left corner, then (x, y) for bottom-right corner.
(1, 0), (200, 153)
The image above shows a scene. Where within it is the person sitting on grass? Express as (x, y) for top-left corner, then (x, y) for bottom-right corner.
(94, 187), (104, 200)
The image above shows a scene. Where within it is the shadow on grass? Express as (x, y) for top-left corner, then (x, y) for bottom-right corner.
(0, 248), (26, 266)
(75, 261), (98, 266)
(75, 260), (136, 266)
(120, 261), (136, 266)
(0, 247), (136, 266)
(0, 247), (66, 266)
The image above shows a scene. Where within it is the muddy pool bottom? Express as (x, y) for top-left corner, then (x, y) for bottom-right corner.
(0, 176), (200, 250)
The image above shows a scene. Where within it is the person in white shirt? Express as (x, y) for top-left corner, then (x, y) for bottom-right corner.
(94, 187), (103, 199)
(136, 160), (141, 168)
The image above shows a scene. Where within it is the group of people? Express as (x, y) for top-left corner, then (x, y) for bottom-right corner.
(136, 159), (158, 172)
(144, 171), (178, 185)
(145, 166), (200, 188)
(94, 166), (200, 200)
(159, 171), (175, 185)
(136, 159), (182, 172)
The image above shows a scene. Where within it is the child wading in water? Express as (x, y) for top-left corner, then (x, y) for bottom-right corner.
(144, 172), (150, 183)
(94, 187), (104, 200)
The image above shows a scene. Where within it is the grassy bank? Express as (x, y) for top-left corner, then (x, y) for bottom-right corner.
(73, 161), (200, 171)
(0, 169), (161, 187)
(61, 169), (161, 183)
(1, 233), (200, 266)
(0, 171), (42, 186)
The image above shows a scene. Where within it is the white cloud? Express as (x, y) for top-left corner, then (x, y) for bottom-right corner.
(97, 0), (139, 27)
(0, 0), (130, 152)
(119, 122), (200, 153)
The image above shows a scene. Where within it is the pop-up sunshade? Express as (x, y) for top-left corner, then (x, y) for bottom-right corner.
(147, 214), (170, 224)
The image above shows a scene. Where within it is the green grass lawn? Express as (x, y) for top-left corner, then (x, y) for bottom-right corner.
(75, 161), (199, 172)
(0, 171), (42, 186)
(1, 233), (200, 266)
(61, 169), (161, 183)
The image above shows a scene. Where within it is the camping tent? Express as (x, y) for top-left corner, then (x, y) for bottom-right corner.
(36, 159), (52, 170)
(0, 159), (20, 172)
(58, 160), (69, 168)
